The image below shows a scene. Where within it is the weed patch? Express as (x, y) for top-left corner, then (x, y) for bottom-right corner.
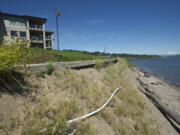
(46, 64), (54, 75)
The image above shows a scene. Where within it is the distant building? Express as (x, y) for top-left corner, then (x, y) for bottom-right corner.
(0, 12), (53, 49)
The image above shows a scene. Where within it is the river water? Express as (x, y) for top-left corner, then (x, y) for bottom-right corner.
(129, 55), (180, 87)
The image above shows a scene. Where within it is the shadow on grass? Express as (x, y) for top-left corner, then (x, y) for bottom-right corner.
(0, 72), (33, 96)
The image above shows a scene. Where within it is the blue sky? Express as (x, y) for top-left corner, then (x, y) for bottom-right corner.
(1, 0), (180, 54)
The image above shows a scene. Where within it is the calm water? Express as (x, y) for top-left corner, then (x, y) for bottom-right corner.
(129, 55), (180, 87)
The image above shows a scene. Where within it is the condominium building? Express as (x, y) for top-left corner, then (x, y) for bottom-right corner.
(0, 12), (53, 49)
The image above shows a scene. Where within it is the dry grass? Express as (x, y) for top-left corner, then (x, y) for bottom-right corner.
(75, 122), (96, 135)
(0, 58), (162, 135)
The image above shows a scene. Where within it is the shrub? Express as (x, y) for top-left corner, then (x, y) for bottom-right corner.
(0, 38), (31, 91)
(46, 64), (54, 75)
(0, 38), (30, 75)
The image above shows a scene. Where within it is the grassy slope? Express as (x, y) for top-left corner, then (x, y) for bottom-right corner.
(28, 48), (159, 64)
(28, 49), (106, 64)
(0, 58), (168, 135)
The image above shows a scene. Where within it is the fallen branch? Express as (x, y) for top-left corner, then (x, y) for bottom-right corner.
(67, 87), (121, 124)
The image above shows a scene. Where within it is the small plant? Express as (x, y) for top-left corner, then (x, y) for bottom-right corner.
(36, 69), (45, 77)
(134, 121), (140, 131)
(143, 122), (151, 135)
(94, 59), (104, 71)
(46, 64), (54, 75)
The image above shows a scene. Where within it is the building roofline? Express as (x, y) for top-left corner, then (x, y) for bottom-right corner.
(0, 12), (47, 22)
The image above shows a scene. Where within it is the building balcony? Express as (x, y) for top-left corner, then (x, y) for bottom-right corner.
(29, 23), (43, 31)
(46, 41), (52, 48)
(46, 45), (52, 48)
(30, 36), (43, 43)
(45, 30), (53, 40)
(46, 35), (52, 40)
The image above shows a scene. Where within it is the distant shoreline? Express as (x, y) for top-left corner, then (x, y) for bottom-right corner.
(131, 64), (180, 91)
(128, 55), (180, 88)
(134, 65), (180, 92)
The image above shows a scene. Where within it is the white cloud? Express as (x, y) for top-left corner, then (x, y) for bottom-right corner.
(168, 51), (176, 55)
(88, 19), (104, 24)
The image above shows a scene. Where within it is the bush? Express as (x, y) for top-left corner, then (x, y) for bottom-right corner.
(0, 38), (29, 75)
(0, 39), (31, 91)
(46, 64), (54, 75)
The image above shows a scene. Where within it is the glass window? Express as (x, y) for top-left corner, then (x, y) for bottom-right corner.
(9, 17), (26, 27)
(9, 17), (17, 26)
(18, 19), (26, 27)
(30, 35), (36, 40)
(11, 30), (18, 37)
(46, 41), (51, 47)
(30, 23), (36, 28)
(46, 35), (51, 39)
(20, 31), (26, 38)
(37, 24), (42, 29)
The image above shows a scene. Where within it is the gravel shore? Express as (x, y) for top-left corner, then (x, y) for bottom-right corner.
(133, 66), (180, 132)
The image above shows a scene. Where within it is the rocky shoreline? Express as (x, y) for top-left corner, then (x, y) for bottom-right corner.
(133, 66), (180, 133)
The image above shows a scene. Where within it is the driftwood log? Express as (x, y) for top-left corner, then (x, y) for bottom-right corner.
(137, 78), (180, 126)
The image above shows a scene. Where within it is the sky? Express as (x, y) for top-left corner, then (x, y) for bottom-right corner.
(1, 0), (180, 55)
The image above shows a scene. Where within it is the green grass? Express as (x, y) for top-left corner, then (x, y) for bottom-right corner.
(28, 49), (106, 64)
(23, 98), (80, 135)
(27, 48), (159, 64)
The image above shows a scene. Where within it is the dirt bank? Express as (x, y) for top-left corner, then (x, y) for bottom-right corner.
(0, 59), (178, 135)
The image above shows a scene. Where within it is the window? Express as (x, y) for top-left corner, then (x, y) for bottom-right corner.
(37, 24), (42, 29)
(29, 23), (36, 28)
(9, 17), (26, 27)
(9, 17), (17, 26)
(20, 31), (26, 38)
(46, 35), (51, 39)
(11, 30), (18, 37)
(46, 41), (52, 47)
(18, 19), (26, 27)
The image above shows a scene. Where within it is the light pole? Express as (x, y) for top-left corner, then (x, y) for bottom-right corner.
(56, 12), (61, 62)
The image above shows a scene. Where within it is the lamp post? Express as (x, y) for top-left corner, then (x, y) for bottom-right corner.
(56, 12), (61, 62)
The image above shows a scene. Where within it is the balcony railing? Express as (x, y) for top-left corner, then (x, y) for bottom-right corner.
(30, 36), (43, 42)
(46, 44), (52, 48)
(46, 41), (52, 48)
(46, 35), (52, 40)
(29, 23), (43, 30)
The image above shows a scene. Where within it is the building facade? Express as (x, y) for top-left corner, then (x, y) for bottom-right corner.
(0, 12), (53, 49)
